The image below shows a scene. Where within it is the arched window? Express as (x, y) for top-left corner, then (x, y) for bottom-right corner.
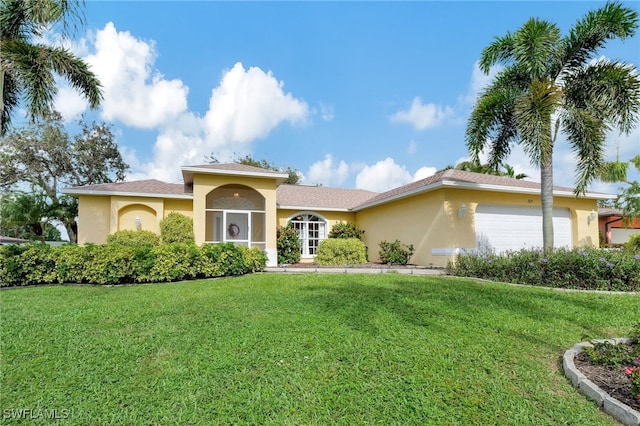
(205, 184), (265, 251)
(290, 213), (327, 257)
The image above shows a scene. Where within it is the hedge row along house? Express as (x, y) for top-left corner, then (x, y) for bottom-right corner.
(63, 163), (610, 267)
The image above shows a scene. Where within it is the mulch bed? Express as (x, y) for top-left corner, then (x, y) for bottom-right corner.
(573, 348), (640, 411)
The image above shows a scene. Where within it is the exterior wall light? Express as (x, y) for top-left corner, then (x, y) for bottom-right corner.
(458, 203), (467, 219)
(135, 216), (141, 231)
(587, 210), (597, 225)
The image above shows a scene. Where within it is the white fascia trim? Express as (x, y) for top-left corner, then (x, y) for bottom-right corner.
(277, 205), (351, 212)
(441, 180), (614, 200)
(61, 189), (193, 199)
(353, 180), (614, 211)
(181, 166), (289, 180)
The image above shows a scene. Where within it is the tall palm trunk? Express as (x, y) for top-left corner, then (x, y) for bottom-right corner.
(540, 153), (554, 250)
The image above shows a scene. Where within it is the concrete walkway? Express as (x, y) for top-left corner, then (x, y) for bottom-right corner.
(264, 266), (445, 275)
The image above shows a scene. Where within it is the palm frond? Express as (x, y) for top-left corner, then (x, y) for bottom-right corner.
(512, 18), (560, 80)
(561, 106), (607, 194)
(556, 1), (639, 76)
(515, 79), (561, 167)
(479, 33), (515, 73)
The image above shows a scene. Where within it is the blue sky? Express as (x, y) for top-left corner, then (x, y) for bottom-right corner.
(49, 1), (640, 193)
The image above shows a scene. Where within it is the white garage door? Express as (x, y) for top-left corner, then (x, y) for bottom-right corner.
(475, 204), (572, 254)
(611, 228), (640, 244)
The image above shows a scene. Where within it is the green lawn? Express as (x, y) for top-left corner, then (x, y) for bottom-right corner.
(1, 274), (637, 425)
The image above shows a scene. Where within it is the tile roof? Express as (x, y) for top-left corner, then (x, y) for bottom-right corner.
(64, 179), (189, 196)
(277, 184), (378, 210)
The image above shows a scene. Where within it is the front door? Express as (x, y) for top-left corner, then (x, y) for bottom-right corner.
(225, 211), (249, 246)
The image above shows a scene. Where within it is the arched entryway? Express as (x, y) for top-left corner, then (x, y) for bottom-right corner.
(204, 184), (266, 250)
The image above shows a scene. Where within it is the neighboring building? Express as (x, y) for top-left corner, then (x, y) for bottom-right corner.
(63, 164), (611, 268)
(598, 208), (640, 245)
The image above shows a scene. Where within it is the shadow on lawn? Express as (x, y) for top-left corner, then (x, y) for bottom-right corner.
(301, 277), (622, 352)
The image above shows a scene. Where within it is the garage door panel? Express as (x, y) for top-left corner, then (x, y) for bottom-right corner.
(475, 205), (572, 254)
(611, 228), (640, 244)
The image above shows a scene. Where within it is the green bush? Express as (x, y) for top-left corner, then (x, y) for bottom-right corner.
(81, 244), (144, 285)
(378, 240), (415, 265)
(446, 247), (640, 291)
(627, 233), (640, 251)
(329, 222), (365, 240)
(107, 230), (160, 246)
(160, 212), (194, 244)
(277, 222), (301, 265)
(139, 243), (199, 283)
(53, 244), (90, 284)
(316, 238), (367, 266)
(0, 241), (266, 287)
(241, 246), (268, 273)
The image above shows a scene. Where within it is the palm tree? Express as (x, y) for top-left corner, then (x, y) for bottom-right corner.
(466, 1), (640, 250)
(0, 0), (102, 135)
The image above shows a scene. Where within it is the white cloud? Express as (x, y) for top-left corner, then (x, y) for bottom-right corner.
(390, 97), (453, 130)
(204, 62), (308, 145)
(56, 23), (310, 182)
(82, 22), (190, 129)
(355, 158), (413, 192)
(306, 154), (350, 186)
(413, 166), (437, 181)
(54, 85), (88, 120)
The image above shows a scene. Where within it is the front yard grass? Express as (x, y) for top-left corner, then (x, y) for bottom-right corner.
(1, 274), (637, 425)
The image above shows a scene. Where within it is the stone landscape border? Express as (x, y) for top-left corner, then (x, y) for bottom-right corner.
(563, 338), (640, 426)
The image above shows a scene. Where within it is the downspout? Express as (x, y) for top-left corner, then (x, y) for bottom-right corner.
(604, 217), (623, 245)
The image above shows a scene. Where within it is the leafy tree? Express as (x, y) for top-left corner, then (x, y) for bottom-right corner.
(0, 112), (128, 242)
(207, 154), (301, 185)
(601, 154), (640, 218)
(0, 0), (102, 135)
(0, 191), (61, 241)
(466, 1), (640, 249)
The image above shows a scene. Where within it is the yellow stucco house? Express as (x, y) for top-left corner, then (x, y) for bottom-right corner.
(63, 163), (610, 267)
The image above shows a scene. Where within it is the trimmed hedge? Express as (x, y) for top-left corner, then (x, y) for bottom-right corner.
(446, 247), (640, 292)
(316, 238), (367, 266)
(160, 212), (195, 244)
(107, 230), (160, 246)
(0, 242), (267, 287)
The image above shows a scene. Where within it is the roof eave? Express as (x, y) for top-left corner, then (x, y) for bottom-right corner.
(61, 189), (193, 199)
(277, 205), (352, 212)
(181, 166), (289, 184)
(352, 180), (614, 211)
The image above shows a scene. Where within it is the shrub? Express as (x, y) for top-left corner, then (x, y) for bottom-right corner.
(277, 222), (301, 265)
(139, 243), (199, 283)
(378, 240), (415, 265)
(107, 230), (160, 246)
(81, 244), (144, 285)
(53, 244), (91, 284)
(241, 246), (268, 273)
(0, 241), (265, 287)
(329, 222), (365, 240)
(446, 247), (640, 291)
(160, 212), (194, 244)
(627, 233), (640, 252)
(316, 238), (367, 266)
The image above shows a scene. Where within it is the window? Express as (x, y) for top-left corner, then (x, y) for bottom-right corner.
(290, 214), (327, 257)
